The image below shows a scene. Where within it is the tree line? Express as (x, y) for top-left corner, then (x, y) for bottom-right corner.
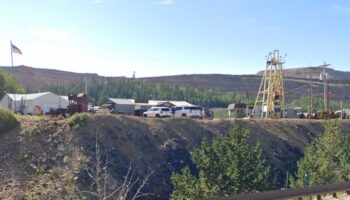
(42, 78), (254, 108)
(43, 78), (348, 110)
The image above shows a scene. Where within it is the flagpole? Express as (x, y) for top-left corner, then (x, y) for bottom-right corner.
(10, 40), (17, 113)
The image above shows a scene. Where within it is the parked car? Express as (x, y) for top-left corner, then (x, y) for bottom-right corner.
(143, 107), (172, 118)
(89, 106), (100, 113)
(174, 105), (202, 118)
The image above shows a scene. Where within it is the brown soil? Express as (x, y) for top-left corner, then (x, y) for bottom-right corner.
(1, 114), (350, 199)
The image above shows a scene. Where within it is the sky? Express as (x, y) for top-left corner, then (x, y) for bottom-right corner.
(0, 0), (350, 77)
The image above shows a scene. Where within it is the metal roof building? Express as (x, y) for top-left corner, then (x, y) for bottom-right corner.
(101, 98), (136, 114)
(148, 100), (193, 107)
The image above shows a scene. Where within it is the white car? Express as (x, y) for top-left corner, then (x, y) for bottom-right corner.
(174, 106), (202, 118)
(143, 107), (172, 118)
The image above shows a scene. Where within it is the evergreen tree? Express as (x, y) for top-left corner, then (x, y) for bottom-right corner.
(291, 120), (350, 187)
(0, 70), (25, 99)
(170, 126), (271, 200)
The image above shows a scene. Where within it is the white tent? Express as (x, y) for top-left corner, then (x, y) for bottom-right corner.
(0, 92), (69, 114)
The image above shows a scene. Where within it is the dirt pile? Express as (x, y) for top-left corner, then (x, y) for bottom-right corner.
(1, 115), (350, 199)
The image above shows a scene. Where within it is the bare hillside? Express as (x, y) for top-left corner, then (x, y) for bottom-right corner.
(257, 66), (350, 80)
(1, 115), (350, 199)
(0, 65), (126, 92)
(2, 65), (350, 103)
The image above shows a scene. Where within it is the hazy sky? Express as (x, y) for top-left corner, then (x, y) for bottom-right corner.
(1, 0), (350, 77)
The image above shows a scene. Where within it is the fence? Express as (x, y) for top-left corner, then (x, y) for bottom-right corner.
(204, 182), (350, 200)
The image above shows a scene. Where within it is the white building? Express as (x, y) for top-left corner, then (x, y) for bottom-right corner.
(0, 92), (69, 114)
(148, 100), (193, 107)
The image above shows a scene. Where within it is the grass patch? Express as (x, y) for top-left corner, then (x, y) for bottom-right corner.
(66, 113), (90, 128)
(0, 108), (20, 133)
(210, 108), (229, 119)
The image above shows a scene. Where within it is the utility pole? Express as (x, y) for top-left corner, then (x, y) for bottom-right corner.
(341, 99), (343, 120)
(85, 76), (88, 95)
(132, 70), (136, 79)
(308, 67), (313, 119)
(320, 62), (329, 113)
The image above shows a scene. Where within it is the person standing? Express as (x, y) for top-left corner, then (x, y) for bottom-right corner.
(171, 107), (176, 117)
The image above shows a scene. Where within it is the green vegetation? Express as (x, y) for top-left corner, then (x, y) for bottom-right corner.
(0, 108), (20, 133)
(0, 69), (25, 99)
(288, 96), (350, 112)
(291, 120), (350, 187)
(66, 113), (90, 128)
(44, 79), (254, 108)
(63, 155), (71, 164)
(171, 126), (272, 199)
(210, 108), (229, 118)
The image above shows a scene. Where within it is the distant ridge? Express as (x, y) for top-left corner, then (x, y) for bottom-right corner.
(257, 66), (350, 80)
(0, 65), (126, 92)
(1, 65), (350, 102)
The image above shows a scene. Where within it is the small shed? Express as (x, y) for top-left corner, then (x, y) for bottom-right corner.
(246, 105), (254, 115)
(228, 103), (247, 118)
(102, 98), (135, 114)
(0, 92), (69, 114)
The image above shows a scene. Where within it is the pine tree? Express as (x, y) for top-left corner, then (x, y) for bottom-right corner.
(170, 126), (271, 199)
(291, 120), (350, 187)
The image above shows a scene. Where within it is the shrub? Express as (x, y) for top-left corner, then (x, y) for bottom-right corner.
(66, 113), (90, 128)
(0, 108), (20, 133)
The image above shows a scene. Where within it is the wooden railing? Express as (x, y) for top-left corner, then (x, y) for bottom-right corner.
(204, 182), (350, 200)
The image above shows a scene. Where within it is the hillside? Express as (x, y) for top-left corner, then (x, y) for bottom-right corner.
(1, 65), (350, 104)
(257, 66), (350, 80)
(2, 115), (350, 199)
(0, 65), (126, 93)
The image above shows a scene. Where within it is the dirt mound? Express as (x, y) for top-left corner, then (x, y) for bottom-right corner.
(1, 115), (350, 199)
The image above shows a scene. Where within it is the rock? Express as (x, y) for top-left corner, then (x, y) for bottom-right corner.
(30, 163), (37, 170)
(38, 157), (47, 163)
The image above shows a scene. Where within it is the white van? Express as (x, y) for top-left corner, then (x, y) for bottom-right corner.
(173, 106), (202, 118)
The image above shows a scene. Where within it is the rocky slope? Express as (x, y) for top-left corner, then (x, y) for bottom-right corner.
(1, 114), (350, 199)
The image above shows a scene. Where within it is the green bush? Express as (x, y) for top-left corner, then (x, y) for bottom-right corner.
(66, 113), (90, 128)
(0, 108), (20, 133)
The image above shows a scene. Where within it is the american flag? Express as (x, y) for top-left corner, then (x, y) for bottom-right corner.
(11, 43), (22, 55)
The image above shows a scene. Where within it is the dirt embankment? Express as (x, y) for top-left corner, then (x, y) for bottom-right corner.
(1, 115), (350, 199)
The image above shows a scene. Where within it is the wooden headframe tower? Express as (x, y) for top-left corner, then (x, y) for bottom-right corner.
(253, 50), (285, 118)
